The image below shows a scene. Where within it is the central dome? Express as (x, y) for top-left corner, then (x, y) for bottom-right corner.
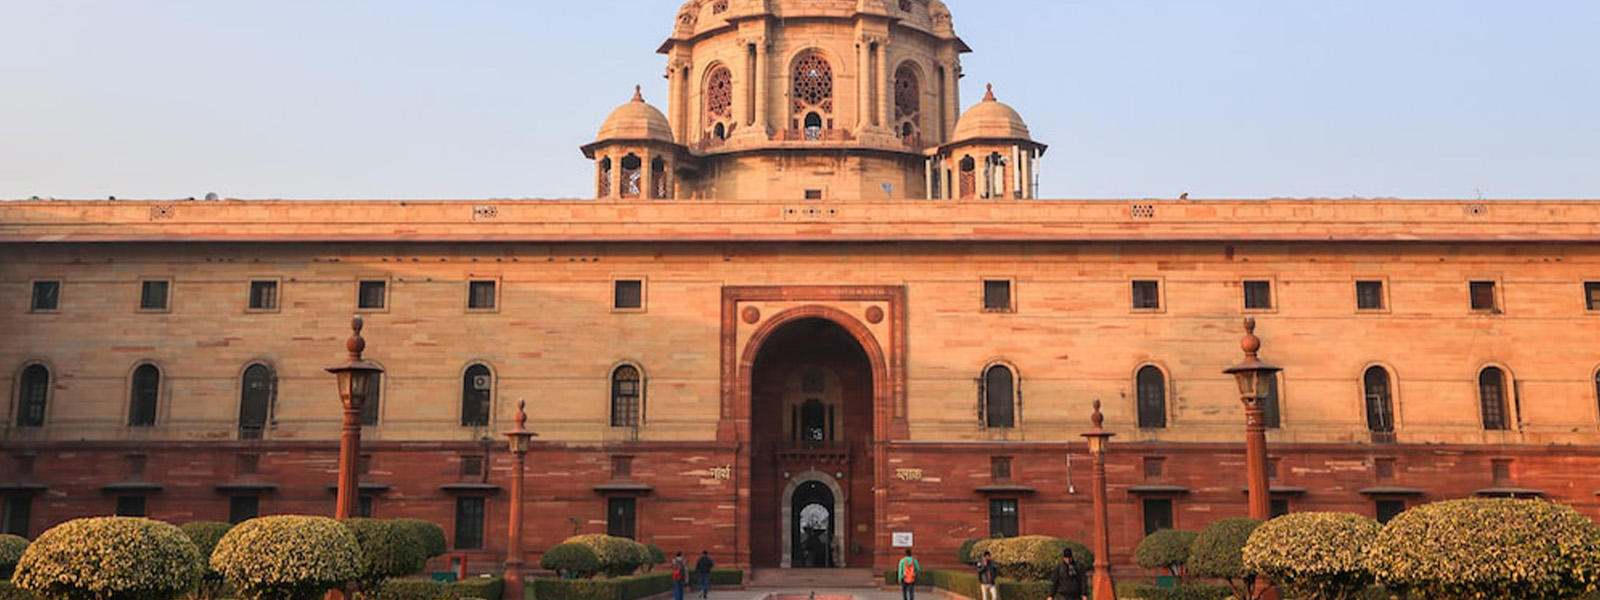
(595, 86), (673, 143)
(952, 85), (1032, 142)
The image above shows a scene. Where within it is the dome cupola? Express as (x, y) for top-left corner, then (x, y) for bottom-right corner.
(594, 86), (675, 145)
(951, 84), (1032, 143)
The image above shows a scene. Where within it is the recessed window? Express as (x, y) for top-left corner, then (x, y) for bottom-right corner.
(228, 496), (260, 524)
(1136, 366), (1167, 429)
(990, 457), (1012, 481)
(30, 281), (60, 311)
(607, 497), (637, 539)
(1270, 499), (1290, 518)
(467, 280), (497, 310)
(1491, 458), (1513, 484)
(16, 365), (50, 427)
(454, 497), (485, 549)
(1363, 367), (1395, 436)
(235, 454), (260, 475)
(804, 189), (824, 200)
(614, 280), (644, 310)
(1375, 500), (1406, 524)
(1470, 281), (1498, 312)
(115, 495), (147, 517)
(129, 365), (160, 427)
(983, 279), (1013, 312)
(460, 455), (485, 478)
(247, 281), (278, 310)
(1142, 499), (1174, 535)
(357, 495), (374, 518)
(982, 365), (1016, 429)
(461, 364), (492, 427)
(358, 281), (387, 310)
(988, 499), (1019, 538)
(140, 280), (170, 311)
(611, 456), (633, 478)
(239, 364), (275, 440)
(357, 454), (372, 475)
(1479, 367), (1510, 431)
(1356, 280), (1385, 311)
(126, 454), (147, 476)
(1131, 280), (1161, 310)
(1, 496), (29, 536)
(1243, 280), (1273, 310)
(1585, 282), (1599, 311)
(1375, 457), (1396, 481)
(611, 365), (643, 428)
(1143, 457), (1166, 480)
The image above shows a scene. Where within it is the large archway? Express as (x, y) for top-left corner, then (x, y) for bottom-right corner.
(747, 316), (877, 568)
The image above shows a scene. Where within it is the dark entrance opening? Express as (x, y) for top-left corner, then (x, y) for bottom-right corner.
(790, 481), (835, 568)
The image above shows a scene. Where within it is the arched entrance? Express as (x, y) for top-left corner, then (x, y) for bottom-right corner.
(747, 316), (877, 568)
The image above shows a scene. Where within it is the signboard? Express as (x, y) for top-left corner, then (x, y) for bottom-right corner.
(892, 532), (914, 548)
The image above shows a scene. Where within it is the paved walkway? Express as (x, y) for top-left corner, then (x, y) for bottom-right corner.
(685, 588), (942, 600)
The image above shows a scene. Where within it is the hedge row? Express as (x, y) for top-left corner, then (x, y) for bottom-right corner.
(374, 576), (503, 600)
(0, 583), (38, 600)
(529, 569), (741, 600)
(881, 569), (1049, 600)
(1116, 582), (1232, 600)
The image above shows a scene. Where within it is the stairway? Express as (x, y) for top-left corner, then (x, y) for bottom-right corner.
(749, 568), (881, 589)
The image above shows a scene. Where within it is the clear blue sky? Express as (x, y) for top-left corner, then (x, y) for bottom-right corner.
(1, 1), (1595, 200)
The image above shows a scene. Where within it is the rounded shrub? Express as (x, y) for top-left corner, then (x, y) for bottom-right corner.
(12, 517), (202, 600)
(178, 522), (232, 599)
(211, 515), (362, 600)
(1243, 512), (1379, 600)
(1367, 498), (1600, 600)
(0, 533), (31, 580)
(563, 534), (648, 577)
(1134, 529), (1197, 579)
(540, 543), (602, 579)
(341, 519), (426, 589)
(644, 544), (666, 571)
(956, 538), (983, 565)
(1188, 518), (1263, 600)
(972, 536), (1093, 581)
(388, 519), (447, 560)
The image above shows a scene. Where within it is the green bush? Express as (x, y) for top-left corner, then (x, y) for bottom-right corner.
(540, 543), (602, 579)
(1117, 582), (1233, 600)
(708, 569), (742, 586)
(0, 534), (29, 580)
(972, 536), (1094, 581)
(1188, 518), (1263, 600)
(996, 579), (1051, 600)
(375, 576), (502, 600)
(0, 582), (40, 600)
(178, 522), (232, 600)
(562, 535), (648, 577)
(13, 517), (202, 600)
(389, 520), (448, 560)
(211, 515), (363, 600)
(1367, 498), (1600, 600)
(644, 544), (665, 572)
(531, 572), (670, 600)
(1134, 529), (1196, 580)
(957, 538), (983, 565)
(1243, 512), (1380, 600)
(446, 576), (502, 600)
(342, 519), (427, 592)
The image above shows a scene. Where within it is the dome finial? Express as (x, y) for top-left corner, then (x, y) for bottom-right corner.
(983, 83), (996, 102)
(632, 85), (643, 102)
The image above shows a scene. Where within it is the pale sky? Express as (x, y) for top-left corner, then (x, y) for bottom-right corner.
(0, 0), (1596, 200)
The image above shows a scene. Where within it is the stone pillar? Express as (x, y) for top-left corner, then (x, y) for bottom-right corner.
(924, 159), (934, 200)
(877, 43), (892, 132)
(755, 40), (769, 135)
(857, 40), (870, 130)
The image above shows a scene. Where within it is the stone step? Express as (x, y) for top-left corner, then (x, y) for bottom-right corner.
(749, 568), (880, 589)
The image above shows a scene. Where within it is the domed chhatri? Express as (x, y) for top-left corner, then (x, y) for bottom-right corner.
(952, 84), (1033, 143)
(595, 86), (674, 144)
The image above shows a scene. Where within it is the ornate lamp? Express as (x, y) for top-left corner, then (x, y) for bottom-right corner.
(326, 315), (384, 519)
(503, 400), (538, 600)
(1222, 316), (1281, 522)
(1082, 400), (1117, 600)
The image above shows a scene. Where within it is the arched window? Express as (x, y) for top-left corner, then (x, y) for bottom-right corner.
(16, 364), (49, 427)
(239, 364), (275, 439)
(361, 372), (382, 427)
(597, 157), (612, 198)
(650, 157), (670, 199)
(611, 365), (643, 428)
(711, 0), (728, 14)
(620, 154), (642, 199)
(791, 51), (833, 136)
(982, 365), (1016, 429)
(1136, 366), (1167, 429)
(959, 156), (976, 199)
(893, 63), (920, 142)
(129, 364), (160, 427)
(1479, 367), (1509, 431)
(1363, 367), (1395, 434)
(703, 65), (733, 142)
(461, 364), (492, 427)
(986, 152), (1008, 198)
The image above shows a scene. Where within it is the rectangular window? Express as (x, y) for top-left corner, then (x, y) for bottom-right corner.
(1375, 458), (1396, 481)
(468, 281), (497, 310)
(614, 280), (644, 310)
(1132, 280), (1161, 310)
(988, 499), (1019, 538)
(460, 455), (485, 478)
(358, 281), (387, 310)
(1491, 459), (1512, 484)
(14, 455), (35, 477)
(115, 495), (147, 517)
(1585, 282), (1599, 311)
(228, 496), (259, 524)
(1470, 281), (1498, 311)
(1243, 280), (1273, 310)
(357, 454), (372, 475)
(30, 281), (60, 311)
(1270, 499), (1290, 519)
(358, 495), (374, 519)
(2, 496), (31, 537)
(248, 281), (278, 310)
(991, 457), (1012, 481)
(607, 497), (637, 539)
(235, 454), (260, 475)
(454, 497), (485, 549)
(611, 456), (633, 479)
(983, 280), (1013, 312)
(1142, 499), (1174, 535)
(804, 189), (824, 200)
(126, 454), (148, 476)
(140, 280), (170, 311)
(1375, 500), (1406, 525)
(1143, 457), (1166, 480)
(1356, 280), (1385, 311)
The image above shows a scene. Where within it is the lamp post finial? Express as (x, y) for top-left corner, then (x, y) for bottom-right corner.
(346, 315), (366, 359)
(1241, 316), (1261, 358)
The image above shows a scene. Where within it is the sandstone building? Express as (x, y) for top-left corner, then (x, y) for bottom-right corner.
(3, 0), (1600, 576)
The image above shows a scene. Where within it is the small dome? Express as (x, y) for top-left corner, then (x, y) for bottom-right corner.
(596, 86), (674, 143)
(952, 84), (1032, 142)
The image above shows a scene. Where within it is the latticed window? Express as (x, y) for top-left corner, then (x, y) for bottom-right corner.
(791, 51), (833, 136)
(129, 364), (160, 427)
(611, 365), (643, 427)
(1136, 366), (1167, 429)
(597, 157), (612, 198)
(704, 66), (733, 141)
(620, 154), (642, 198)
(711, 0), (728, 14)
(893, 64), (920, 140)
(981, 365), (1015, 429)
(461, 364), (492, 427)
(238, 364), (274, 439)
(1364, 367), (1395, 433)
(651, 157), (670, 199)
(1479, 367), (1509, 431)
(16, 365), (49, 427)
(959, 156), (976, 199)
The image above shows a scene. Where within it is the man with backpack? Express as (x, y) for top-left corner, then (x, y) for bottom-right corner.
(1048, 548), (1088, 600)
(898, 548), (920, 600)
(694, 550), (715, 599)
(671, 551), (687, 600)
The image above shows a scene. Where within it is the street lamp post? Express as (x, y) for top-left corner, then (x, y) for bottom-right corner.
(1222, 317), (1281, 522)
(1083, 400), (1117, 600)
(326, 315), (384, 520)
(503, 400), (538, 600)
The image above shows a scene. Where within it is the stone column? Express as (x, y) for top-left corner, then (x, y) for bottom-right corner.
(857, 40), (871, 130)
(877, 43), (892, 132)
(755, 40), (769, 135)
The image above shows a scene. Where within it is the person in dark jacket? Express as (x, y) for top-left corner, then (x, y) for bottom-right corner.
(693, 551), (715, 599)
(975, 550), (1000, 600)
(1047, 548), (1088, 600)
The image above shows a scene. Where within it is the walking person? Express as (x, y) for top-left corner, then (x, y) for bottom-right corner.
(897, 548), (921, 600)
(694, 550), (715, 599)
(1048, 548), (1088, 600)
(975, 550), (1000, 600)
(671, 551), (688, 600)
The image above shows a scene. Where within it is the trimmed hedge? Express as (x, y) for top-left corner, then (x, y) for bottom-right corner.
(1243, 512), (1380, 600)
(644, 544), (666, 571)
(211, 515), (363, 600)
(879, 569), (1048, 600)
(13, 517), (202, 600)
(1368, 498), (1600, 600)
(707, 568), (743, 586)
(1134, 530), (1196, 579)
(971, 536), (1094, 581)
(178, 522), (232, 600)
(956, 538), (983, 565)
(0, 534), (28, 580)
(531, 572), (671, 600)
(562, 535), (649, 577)
(541, 543), (602, 579)
(341, 519), (427, 591)
(1188, 518), (1263, 600)
(0, 582), (39, 600)
(390, 520), (448, 560)
(374, 577), (502, 600)
(1117, 582), (1232, 600)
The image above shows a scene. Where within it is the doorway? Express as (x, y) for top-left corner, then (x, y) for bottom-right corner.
(790, 480), (836, 568)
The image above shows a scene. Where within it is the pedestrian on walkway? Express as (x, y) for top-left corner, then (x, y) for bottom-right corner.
(897, 548), (921, 600)
(975, 550), (999, 600)
(671, 551), (688, 600)
(1048, 548), (1088, 600)
(694, 550), (715, 599)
